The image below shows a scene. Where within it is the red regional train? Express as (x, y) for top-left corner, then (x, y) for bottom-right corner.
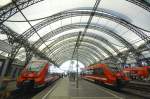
(16, 60), (59, 89)
(81, 64), (129, 89)
(122, 66), (150, 80)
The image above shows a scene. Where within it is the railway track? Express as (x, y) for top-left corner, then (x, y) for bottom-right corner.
(7, 79), (59, 99)
(126, 82), (150, 92)
(83, 78), (150, 98)
(122, 81), (150, 98)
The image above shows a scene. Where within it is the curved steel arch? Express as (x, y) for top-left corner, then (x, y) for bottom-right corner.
(56, 54), (92, 66)
(55, 50), (96, 64)
(0, 0), (149, 66)
(52, 46), (98, 63)
(45, 39), (105, 58)
(51, 45), (103, 59)
(55, 51), (94, 65)
(56, 58), (89, 66)
(56, 57), (91, 66)
(0, 0), (149, 24)
(47, 40), (110, 59)
(39, 23), (134, 51)
(56, 43), (105, 58)
(22, 8), (149, 46)
(0, 0), (44, 24)
(51, 45), (104, 62)
(39, 32), (119, 53)
(126, 0), (150, 12)
(51, 46), (102, 61)
(45, 37), (113, 57)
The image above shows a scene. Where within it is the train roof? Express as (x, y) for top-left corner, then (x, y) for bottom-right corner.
(84, 64), (107, 70)
(31, 60), (49, 62)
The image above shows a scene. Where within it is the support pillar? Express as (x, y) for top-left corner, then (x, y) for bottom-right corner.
(15, 68), (20, 78)
(10, 67), (16, 78)
(76, 45), (79, 88)
(135, 52), (145, 66)
(1, 59), (9, 77)
(25, 47), (33, 66)
(5, 35), (22, 76)
(0, 59), (5, 76)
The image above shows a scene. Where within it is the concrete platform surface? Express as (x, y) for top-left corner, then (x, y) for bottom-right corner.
(34, 77), (126, 99)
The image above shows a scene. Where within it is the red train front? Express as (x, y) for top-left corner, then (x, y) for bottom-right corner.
(81, 64), (129, 89)
(17, 60), (51, 89)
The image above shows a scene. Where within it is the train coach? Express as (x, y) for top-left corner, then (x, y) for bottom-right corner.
(16, 60), (59, 89)
(81, 64), (129, 89)
(122, 66), (150, 80)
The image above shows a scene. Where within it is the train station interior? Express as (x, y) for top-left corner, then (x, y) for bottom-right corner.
(0, 0), (150, 99)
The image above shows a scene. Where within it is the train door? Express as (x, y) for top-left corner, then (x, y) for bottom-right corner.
(94, 68), (106, 83)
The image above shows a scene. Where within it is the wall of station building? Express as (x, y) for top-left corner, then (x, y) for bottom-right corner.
(0, 58), (23, 79)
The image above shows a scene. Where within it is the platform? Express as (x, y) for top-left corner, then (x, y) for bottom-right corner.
(33, 77), (129, 99)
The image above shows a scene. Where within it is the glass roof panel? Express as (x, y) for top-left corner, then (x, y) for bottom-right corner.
(44, 29), (84, 45)
(0, 34), (7, 40)
(4, 21), (31, 34)
(3, 12), (31, 34)
(142, 51), (150, 58)
(118, 47), (128, 52)
(104, 21), (118, 30)
(1, 0), (150, 63)
(39, 44), (46, 51)
(38, 25), (52, 37)
(132, 40), (145, 48)
(121, 31), (142, 43)
(16, 54), (26, 61)
(50, 21), (62, 32)
(21, 0), (95, 20)
(37, 16), (89, 39)
(0, 0), (11, 8)
(143, 31), (150, 37)
(0, 40), (11, 53)
(94, 18), (142, 45)
(85, 36), (117, 55)
(30, 20), (44, 26)
(0, 50), (3, 54)
(92, 16), (143, 49)
(87, 29), (125, 49)
(99, 0), (150, 31)
(28, 33), (40, 43)
(1, 52), (8, 57)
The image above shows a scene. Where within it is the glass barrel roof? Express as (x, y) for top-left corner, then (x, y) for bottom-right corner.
(0, 0), (150, 66)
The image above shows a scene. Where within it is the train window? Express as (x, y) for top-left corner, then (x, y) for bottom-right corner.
(86, 70), (94, 74)
(26, 62), (45, 72)
(110, 67), (120, 72)
(97, 68), (104, 75)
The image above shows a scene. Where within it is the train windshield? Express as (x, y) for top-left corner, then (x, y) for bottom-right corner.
(110, 67), (120, 72)
(26, 62), (45, 72)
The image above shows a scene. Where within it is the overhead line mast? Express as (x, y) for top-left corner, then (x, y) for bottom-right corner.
(71, 0), (101, 61)
(71, 0), (101, 88)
